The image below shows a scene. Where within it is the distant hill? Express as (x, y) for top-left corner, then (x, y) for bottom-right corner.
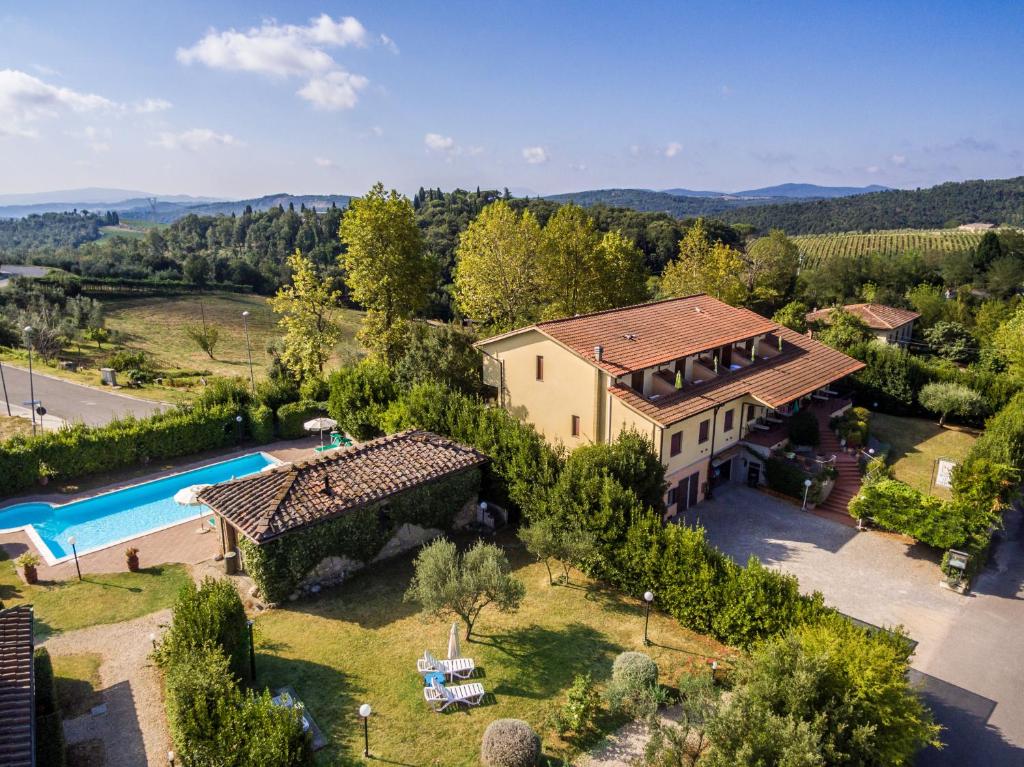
(544, 189), (787, 217)
(121, 193), (352, 223)
(0, 189), (224, 219)
(658, 188), (728, 198)
(660, 183), (889, 199)
(718, 177), (1024, 234)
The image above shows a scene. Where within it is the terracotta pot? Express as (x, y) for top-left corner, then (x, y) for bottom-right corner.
(21, 565), (38, 585)
(127, 555), (140, 572)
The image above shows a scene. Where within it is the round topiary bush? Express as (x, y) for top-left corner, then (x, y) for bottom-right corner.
(612, 651), (659, 689)
(481, 718), (540, 767)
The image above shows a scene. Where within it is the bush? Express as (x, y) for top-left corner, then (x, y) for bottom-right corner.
(764, 456), (812, 499)
(832, 405), (870, 447)
(919, 381), (984, 426)
(612, 651), (659, 689)
(481, 719), (540, 767)
(35, 648), (66, 767)
(195, 376), (253, 410)
(276, 400), (325, 440)
(327, 359), (397, 440)
(557, 673), (600, 735)
(787, 409), (819, 447)
(247, 403), (275, 444)
(105, 348), (152, 372)
(255, 375), (300, 411)
(607, 651), (661, 719)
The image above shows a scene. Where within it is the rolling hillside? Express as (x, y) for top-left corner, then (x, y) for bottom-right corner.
(791, 229), (988, 265)
(120, 193), (352, 223)
(543, 188), (792, 217)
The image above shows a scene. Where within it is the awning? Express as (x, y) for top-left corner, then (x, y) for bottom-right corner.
(712, 446), (741, 467)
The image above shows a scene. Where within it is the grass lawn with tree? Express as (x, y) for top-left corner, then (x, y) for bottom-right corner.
(253, 539), (728, 766)
(870, 412), (977, 497)
(0, 549), (191, 639)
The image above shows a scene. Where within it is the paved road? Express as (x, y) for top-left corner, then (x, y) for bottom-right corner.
(681, 486), (1024, 766)
(0, 363), (165, 426)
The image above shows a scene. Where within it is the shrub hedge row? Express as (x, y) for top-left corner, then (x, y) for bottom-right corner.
(276, 400), (328, 440)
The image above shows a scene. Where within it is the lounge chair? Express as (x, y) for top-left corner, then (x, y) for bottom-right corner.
(423, 678), (485, 712)
(417, 650), (475, 680)
(314, 432), (352, 453)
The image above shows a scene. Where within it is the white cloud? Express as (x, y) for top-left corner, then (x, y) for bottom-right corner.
(298, 71), (368, 110)
(134, 97), (172, 114)
(379, 34), (399, 54)
(370, 125), (383, 136)
(153, 128), (238, 151)
(628, 144), (641, 157)
(664, 142), (682, 158)
(522, 146), (548, 165)
(177, 14), (377, 110)
(314, 156), (335, 167)
(890, 154), (907, 166)
(83, 125), (111, 152)
(865, 164), (880, 174)
(0, 69), (114, 137)
(425, 133), (455, 152)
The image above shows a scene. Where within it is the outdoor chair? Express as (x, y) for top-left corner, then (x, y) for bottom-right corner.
(423, 678), (485, 712)
(417, 650), (476, 680)
(314, 432), (352, 453)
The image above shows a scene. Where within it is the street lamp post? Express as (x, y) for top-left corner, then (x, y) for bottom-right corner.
(801, 478), (813, 511)
(67, 535), (82, 581)
(643, 590), (654, 646)
(235, 414), (244, 444)
(0, 357), (11, 417)
(23, 326), (36, 437)
(359, 703), (372, 757)
(247, 619), (256, 680)
(241, 311), (256, 395)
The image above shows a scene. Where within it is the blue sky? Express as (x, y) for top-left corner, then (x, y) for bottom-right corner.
(1, 1), (1022, 198)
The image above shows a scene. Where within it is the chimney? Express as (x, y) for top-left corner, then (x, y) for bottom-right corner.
(594, 345), (603, 362)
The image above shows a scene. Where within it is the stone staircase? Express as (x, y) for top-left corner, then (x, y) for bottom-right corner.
(811, 406), (861, 527)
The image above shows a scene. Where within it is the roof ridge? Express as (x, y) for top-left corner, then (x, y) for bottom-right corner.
(535, 293), (708, 328)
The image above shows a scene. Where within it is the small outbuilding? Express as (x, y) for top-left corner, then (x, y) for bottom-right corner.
(198, 430), (489, 602)
(805, 303), (920, 346)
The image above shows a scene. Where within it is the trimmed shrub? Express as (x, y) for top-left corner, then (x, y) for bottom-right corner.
(787, 409), (820, 447)
(327, 359), (397, 441)
(247, 403), (275, 444)
(481, 719), (540, 767)
(276, 400), (325, 439)
(255, 375), (300, 411)
(35, 647), (66, 767)
(607, 652), (660, 719)
(612, 651), (658, 689)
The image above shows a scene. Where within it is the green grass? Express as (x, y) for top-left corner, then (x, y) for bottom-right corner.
(51, 652), (104, 717)
(871, 412), (977, 497)
(254, 539), (728, 766)
(792, 229), (986, 265)
(0, 551), (191, 639)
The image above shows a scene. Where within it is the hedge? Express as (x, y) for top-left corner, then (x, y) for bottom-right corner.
(247, 403), (275, 444)
(276, 400), (327, 440)
(35, 647), (66, 767)
(240, 467), (481, 603)
(0, 403), (243, 497)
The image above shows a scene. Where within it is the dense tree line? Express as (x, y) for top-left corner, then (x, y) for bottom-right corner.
(0, 210), (116, 252)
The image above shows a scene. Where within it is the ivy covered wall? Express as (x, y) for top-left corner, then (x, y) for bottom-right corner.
(238, 467), (481, 603)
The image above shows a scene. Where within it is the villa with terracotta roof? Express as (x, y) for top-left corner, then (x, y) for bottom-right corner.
(475, 295), (864, 514)
(805, 303), (920, 346)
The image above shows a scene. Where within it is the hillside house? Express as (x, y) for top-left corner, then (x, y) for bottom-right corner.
(805, 303), (920, 346)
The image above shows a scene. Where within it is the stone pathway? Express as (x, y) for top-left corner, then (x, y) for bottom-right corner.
(44, 610), (173, 766)
(580, 706), (683, 767)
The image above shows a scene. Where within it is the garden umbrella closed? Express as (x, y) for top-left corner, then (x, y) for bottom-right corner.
(173, 484), (211, 506)
(304, 417), (338, 448)
(447, 622), (461, 659)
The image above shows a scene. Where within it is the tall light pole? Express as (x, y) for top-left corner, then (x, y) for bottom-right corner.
(241, 311), (256, 395)
(0, 357), (11, 417)
(643, 590), (654, 646)
(67, 535), (82, 581)
(359, 703), (372, 757)
(802, 478), (813, 511)
(23, 326), (36, 436)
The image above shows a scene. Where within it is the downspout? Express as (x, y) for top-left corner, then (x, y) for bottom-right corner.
(704, 404), (723, 500)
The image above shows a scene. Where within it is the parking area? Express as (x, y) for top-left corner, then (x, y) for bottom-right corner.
(679, 485), (1024, 766)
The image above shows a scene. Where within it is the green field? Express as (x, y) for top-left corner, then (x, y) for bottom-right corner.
(792, 229), (987, 264)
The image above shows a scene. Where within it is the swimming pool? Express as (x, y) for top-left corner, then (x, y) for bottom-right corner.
(0, 452), (279, 564)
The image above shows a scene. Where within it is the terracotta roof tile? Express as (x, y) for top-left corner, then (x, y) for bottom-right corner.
(0, 605), (34, 767)
(805, 303), (920, 331)
(198, 430), (488, 543)
(479, 295), (779, 376)
(610, 328), (865, 426)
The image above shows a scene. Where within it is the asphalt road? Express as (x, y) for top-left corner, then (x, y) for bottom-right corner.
(681, 486), (1024, 766)
(0, 363), (165, 426)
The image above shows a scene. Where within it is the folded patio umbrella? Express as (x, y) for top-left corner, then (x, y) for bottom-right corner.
(173, 484), (211, 506)
(447, 621), (461, 659)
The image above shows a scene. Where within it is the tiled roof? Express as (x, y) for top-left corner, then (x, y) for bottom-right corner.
(805, 303), (920, 331)
(609, 327), (865, 427)
(0, 605), (34, 767)
(198, 430), (488, 543)
(478, 295), (779, 377)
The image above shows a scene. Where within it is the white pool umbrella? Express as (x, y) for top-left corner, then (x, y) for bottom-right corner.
(304, 417), (338, 448)
(174, 484), (211, 506)
(447, 621), (461, 660)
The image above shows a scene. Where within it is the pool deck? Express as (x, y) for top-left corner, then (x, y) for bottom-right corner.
(0, 437), (323, 581)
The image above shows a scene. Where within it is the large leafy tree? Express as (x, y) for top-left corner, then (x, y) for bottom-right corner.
(340, 183), (436, 363)
(919, 382), (984, 426)
(592, 230), (650, 309)
(326, 358), (397, 440)
(814, 308), (872, 352)
(453, 200), (543, 331)
(660, 219), (746, 305)
(269, 249), (341, 382)
(991, 303), (1024, 375)
(538, 203), (603, 317)
(404, 538), (525, 640)
(772, 300), (810, 333)
(922, 321), (976, 363)
(743, 229), (800, 305)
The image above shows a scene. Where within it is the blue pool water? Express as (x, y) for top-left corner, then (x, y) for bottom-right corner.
(0, 452), (276, 562)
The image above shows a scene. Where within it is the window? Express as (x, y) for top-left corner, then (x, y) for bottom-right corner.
(670, 431), (682, 456)
(698, 419), (710, 444)
(535, 355), (544, 381)
(571, 415), (580, 437)
(667, 487), (677, 506)
(724, 409), (734, 432)
(631, 371), (644, 392)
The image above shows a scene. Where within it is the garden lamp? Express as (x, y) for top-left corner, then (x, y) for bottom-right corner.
(643, 590), (654, 646)
(802, 478), (813, 511)
(67, 535), (82, 581)
(359, 703), (372, 756)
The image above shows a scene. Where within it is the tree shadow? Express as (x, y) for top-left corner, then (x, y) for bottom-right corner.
(969, 506), (1024, 602)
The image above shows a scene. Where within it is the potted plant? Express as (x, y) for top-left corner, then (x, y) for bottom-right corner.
(125, 547), (140, 572)
(38, 462), (55, 487)
(15, 552), (41, 585)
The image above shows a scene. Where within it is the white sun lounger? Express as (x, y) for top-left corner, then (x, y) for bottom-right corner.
(416, 650), (475, 680)
(423, 678), (486, 712)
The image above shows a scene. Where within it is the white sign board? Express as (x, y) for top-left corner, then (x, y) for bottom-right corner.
(935, 458), (957, 489)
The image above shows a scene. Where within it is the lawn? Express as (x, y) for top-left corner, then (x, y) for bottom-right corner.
(1, 292), (365, 403)
(870, 412), (977, 497)
(0, 551), (191, 639)
(0, 415), (34, 441)
(51, 652), (104, 717)
(253, 539), (728, 766)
